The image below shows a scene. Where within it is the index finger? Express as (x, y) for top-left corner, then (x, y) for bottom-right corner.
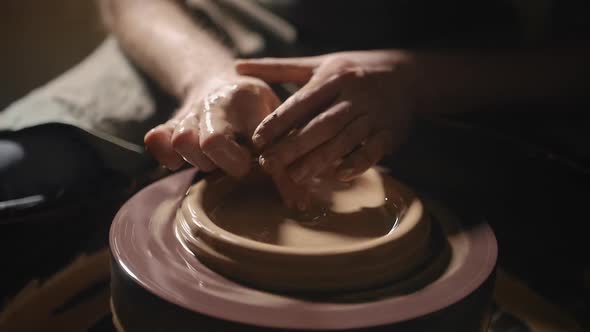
(252, 72), (347, 149)
(236, 57), (320, 84)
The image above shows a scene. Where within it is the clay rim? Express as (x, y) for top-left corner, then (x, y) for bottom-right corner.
(110, 170), (498, 330)
(178, 169), (425, 256)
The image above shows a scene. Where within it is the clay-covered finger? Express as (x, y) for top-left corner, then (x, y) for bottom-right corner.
(171, 114), (216, 172)
(260, 101), (359, 169)
(252, 74), (346, 149)
(200, 133), (252, 178)
(199, 106), (252, 177)
(269, 168), (310, 211)
(144, 121), (184, 170)
(336, 130), (391, 181)
(287, 114), (371, 184)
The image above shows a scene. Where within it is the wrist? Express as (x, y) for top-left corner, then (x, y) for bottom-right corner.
(181, 69), (241, 102)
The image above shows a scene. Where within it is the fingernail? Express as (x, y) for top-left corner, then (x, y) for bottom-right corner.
(337, 168), (355, 181)
(252, 133), (265, 148)
(291, 167), (309, 184)
(259, 155), (278, 173)
(181, 155), (196, 167)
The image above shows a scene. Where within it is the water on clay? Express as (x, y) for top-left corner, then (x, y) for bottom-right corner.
(207, 169), (400, 249)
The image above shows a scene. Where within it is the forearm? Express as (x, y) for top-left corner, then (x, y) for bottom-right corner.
(101, 0), (235, 100)
(414, 49), (590, 112)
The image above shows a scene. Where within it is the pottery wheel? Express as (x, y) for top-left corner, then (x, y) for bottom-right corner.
(110, 169), (497, 330)
(175, 168), (434, 293)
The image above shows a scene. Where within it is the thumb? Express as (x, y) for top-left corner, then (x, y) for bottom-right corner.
(235, 56), (321, 84)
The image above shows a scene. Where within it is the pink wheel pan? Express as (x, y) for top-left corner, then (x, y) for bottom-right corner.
(110, 169), (497, 331)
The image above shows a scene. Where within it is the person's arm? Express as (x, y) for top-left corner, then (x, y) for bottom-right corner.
(100, 0), (308, 208)
(100, 0), (234, 100)
(236, 48), (590, 185)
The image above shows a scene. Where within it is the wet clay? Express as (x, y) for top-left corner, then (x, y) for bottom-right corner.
(208, 169), (398, 249)
(175, 167), (433, 292)
(110, 168), (498, 331)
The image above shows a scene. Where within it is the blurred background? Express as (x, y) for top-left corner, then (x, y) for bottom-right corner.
(0, 1), (588, 331)
(0, 0), (104, 110)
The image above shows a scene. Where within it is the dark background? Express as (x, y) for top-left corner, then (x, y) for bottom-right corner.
(0, 0), (588, 330)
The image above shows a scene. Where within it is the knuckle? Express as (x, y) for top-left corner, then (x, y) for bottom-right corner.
(323, 57), (356, 72)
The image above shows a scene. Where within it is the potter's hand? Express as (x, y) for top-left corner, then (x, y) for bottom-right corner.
(144, 75), (309, 207)
(144, 76), (279, 177)
(236, 51), (416, 184)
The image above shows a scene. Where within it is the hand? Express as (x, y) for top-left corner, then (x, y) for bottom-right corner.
(236, 50), (417, 185)
(144, 75), (309, 208)
(144, 75), (279, 177)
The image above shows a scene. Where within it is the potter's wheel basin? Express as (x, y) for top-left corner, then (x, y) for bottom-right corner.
(175, 168), (433, 293)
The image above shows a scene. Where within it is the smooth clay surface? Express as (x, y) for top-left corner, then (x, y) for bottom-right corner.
(175, 167), (433, 292)
(207, 168), (398, 249)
